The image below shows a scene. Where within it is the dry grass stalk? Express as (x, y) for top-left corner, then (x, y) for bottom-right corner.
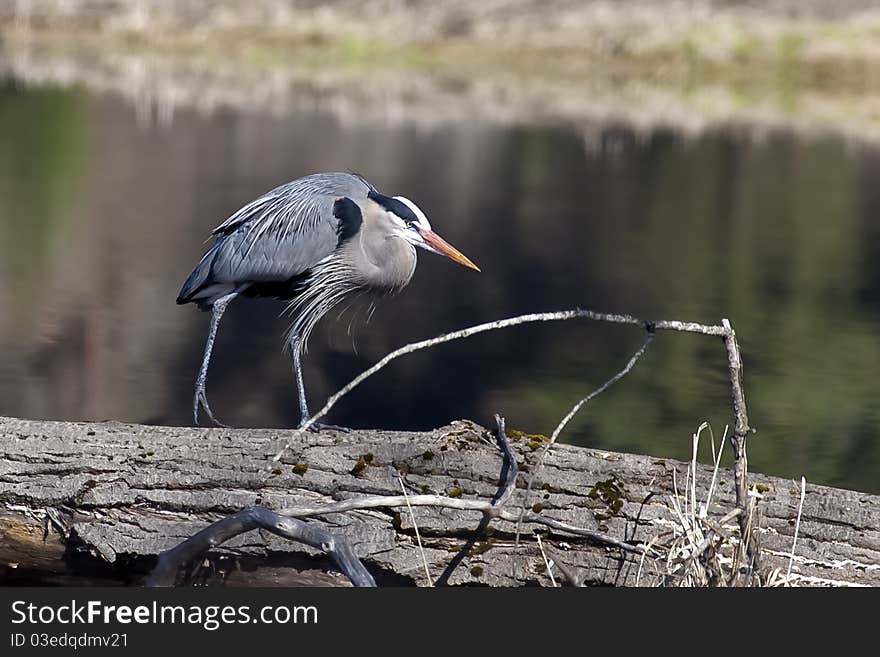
(650, 422), (764, 587)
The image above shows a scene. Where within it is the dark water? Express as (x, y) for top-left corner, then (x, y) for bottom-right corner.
(1, 81), (878, 492)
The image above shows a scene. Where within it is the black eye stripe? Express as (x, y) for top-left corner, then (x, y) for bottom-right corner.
(368, 189), (419, 223)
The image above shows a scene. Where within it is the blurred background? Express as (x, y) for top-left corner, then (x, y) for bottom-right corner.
(0, 1), (879, 492)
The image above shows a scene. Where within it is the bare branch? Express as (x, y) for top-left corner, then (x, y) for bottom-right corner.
(273, 309), (726, 461)
(146, 505), (376, 587)
(720, 318), (757, 572)
(276, 495), (644, 555)
(547, 328), (656, 447)
(492, 414), (518, 507)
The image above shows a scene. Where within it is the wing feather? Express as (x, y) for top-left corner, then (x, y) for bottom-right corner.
(198, 172), (374, 288)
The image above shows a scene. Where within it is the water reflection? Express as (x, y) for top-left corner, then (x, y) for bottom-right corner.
(0, 81), (878, 493)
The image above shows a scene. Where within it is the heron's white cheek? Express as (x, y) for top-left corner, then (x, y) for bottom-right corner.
(400, 231), (424, 248)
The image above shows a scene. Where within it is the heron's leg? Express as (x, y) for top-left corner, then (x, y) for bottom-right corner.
(193, 290), (239, 427)
(289, 333), (310, 425)
(288, 332), (351, 433)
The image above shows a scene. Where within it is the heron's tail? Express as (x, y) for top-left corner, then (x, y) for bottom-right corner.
(176, 244), (225, 309)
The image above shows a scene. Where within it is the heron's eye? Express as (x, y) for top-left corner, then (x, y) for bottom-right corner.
(406, 221), (417, 230)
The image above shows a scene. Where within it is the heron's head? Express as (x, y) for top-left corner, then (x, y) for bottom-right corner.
(369, 191), (480, 272)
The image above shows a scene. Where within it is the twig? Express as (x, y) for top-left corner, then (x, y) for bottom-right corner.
(492, 414), (518, 507)
(274, 309), (726, 461)
(146, 505), (375, 587)
(277, 495), (644, 554)
(535, 533), (557, 587)
(721, 318), (755, 569)
(548, 328), (655, 447)
(730, 486), (761, 585)
(434, 415), (517, 585)
(786, 476), (807, 586)
(398, 475), (432, 586)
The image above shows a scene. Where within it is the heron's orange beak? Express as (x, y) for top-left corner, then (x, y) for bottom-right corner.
(420, 229), (481, 272)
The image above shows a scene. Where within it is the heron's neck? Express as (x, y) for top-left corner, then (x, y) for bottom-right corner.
(354, 221), (417, 292)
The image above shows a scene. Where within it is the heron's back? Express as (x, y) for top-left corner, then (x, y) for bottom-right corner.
(177, 172), (374, 309)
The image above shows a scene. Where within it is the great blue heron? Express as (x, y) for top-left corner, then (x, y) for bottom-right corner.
(177, 171), (480, 429)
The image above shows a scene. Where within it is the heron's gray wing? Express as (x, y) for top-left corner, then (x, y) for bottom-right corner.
(208, 172), (374, 284)
(212, 172), (373, 235)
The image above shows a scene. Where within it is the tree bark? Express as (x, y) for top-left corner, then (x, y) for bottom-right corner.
(0, 416), (877, 586)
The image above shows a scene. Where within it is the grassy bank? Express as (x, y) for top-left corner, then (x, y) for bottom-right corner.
(4, 1), (880, 138)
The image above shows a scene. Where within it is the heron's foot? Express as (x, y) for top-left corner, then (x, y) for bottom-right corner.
(193, 386), (228, 428)
(300, 422), (352, 433)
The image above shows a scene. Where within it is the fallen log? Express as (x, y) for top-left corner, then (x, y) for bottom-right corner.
(0, 415), (877, 586)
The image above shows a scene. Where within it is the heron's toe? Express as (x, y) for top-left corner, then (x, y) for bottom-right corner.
(194, 387), (228, 428)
